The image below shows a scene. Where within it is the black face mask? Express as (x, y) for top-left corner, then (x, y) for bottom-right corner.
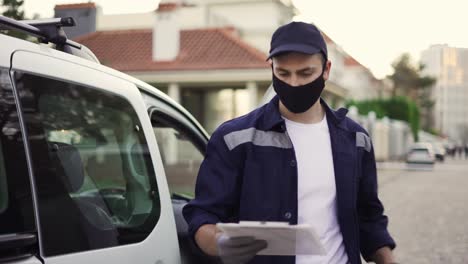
(272, 68), (326, 114)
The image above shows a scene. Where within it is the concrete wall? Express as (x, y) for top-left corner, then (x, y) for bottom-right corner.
(340, 67), (379, 100)
(327, 44), (345, 85)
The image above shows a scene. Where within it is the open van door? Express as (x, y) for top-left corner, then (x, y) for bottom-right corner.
(0, 35), (42, 264)
(9, 50), (181, 264)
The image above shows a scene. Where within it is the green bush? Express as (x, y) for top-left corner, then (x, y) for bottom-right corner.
(346, 96), (419, 141)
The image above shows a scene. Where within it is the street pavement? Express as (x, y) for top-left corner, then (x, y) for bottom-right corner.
(373, 158), (468, 264)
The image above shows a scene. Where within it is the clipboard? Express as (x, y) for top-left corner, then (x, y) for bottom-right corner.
(216, 221), (326, 256)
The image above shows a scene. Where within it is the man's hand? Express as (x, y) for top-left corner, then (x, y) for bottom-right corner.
(370, 246), (397, 264)
(195, 224), (267, 263)
(216, 233), (267, 264)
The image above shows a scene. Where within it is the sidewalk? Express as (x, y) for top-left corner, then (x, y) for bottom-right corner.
(377, 158), (468, 171)
(376, 161), (406, 171)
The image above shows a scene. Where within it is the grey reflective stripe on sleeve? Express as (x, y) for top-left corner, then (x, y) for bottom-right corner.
(223, 128), (293, 151)
(356, 132), (372, 152)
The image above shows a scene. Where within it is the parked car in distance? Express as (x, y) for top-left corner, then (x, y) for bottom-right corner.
(406, 142), (436, 166)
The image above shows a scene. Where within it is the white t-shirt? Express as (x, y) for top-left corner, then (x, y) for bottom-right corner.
(284, 114), (349, 264)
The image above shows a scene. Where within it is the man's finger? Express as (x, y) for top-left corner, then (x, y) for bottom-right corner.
(223, 239), (268, 256)
(221, 235), (256, 247)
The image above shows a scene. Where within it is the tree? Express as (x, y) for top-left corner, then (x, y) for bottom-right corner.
(2, 0), (24, 20)
(387, 53), (436, 131)
(1, 0), (28, 39)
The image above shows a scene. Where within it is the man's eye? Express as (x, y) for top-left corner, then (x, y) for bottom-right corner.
(278, 72), (288, 77)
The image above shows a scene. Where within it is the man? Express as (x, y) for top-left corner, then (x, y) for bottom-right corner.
(183, 21), (396, 264)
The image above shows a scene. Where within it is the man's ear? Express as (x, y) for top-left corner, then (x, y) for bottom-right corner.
(323, 60), (332, 81)
(269, 59), (274, 70)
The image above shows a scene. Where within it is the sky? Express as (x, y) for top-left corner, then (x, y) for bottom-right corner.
(18, 0), (468, 78)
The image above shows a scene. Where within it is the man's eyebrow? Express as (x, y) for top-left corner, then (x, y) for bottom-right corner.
(297, 66), (318, 72)
(275, 67), (289, 72)
(275, 65), (319, 72)
(274, 65), (320, 73)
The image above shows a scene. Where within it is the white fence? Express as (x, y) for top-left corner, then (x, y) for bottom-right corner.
(348, 106), (414, 161)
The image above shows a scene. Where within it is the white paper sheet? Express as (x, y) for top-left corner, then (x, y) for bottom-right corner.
(216, 221), (326, 256)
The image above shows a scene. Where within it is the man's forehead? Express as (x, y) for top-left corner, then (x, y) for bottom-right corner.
(274, 65), (320, 71)
(272, 52), (322, 64)
(272, 53), (323, 70)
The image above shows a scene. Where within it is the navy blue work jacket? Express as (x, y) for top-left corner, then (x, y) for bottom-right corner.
(183, 96), (396, 264)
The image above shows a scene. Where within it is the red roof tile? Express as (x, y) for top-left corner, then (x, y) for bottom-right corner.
(345, 56), (376, 79)
(55, 2), (96, 10)
(74, 28), (269, 71)
(157, 3), (179, 12)
(321, 31), (335, 45)
(344, 56), (362, 67)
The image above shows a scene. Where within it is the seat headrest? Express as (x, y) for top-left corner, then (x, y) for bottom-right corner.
(49, 142), (84, 193)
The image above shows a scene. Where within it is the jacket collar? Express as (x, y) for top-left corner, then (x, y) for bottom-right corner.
(263, 95), (349, 131)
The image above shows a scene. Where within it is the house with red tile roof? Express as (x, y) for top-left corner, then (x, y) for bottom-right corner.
(321, 32), (391, 100)
(341, 55), (391, 100)
(54, 1), (361, 132)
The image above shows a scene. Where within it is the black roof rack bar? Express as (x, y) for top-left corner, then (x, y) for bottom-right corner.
(0, 16), (81, 49)
(21, 17), (81, 49)
(0, 16), (99, 63)
(0, 15), (46, 40)
(21, 17), (75, 28)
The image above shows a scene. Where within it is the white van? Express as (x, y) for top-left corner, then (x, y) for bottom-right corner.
(0, 16), (217, 264)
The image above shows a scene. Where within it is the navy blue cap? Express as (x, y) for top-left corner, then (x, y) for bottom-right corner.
(268, 22), (328, 60)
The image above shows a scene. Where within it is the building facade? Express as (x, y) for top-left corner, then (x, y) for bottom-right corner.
(421, 44), (468, 142)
